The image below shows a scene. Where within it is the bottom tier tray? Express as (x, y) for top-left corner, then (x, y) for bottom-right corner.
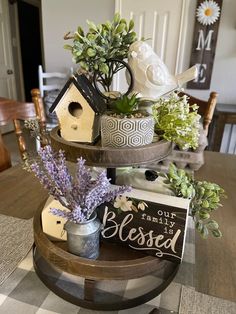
(33, 200), (179, 311)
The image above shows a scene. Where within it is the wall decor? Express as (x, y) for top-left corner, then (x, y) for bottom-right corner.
(187, 0), (223, 90)
(98, 188), (190, 263)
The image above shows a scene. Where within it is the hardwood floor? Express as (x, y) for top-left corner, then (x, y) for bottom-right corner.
(1, 134), (236, 303)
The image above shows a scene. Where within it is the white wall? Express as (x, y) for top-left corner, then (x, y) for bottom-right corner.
(41, 0), (114, 72)
(41, 0), (236, 105)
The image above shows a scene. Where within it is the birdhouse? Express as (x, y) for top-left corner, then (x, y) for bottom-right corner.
(49, 74), (106, 143)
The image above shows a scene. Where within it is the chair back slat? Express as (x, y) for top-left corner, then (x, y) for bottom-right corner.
(0, 91), (46, 171)
(13, 119), (27, 159)
(0, 132), (11, 172)
(179, 91), (218, 135)
(38, 65), (73, 97)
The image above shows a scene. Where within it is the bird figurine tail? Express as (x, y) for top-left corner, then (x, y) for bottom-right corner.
(175, 65), (198, 87)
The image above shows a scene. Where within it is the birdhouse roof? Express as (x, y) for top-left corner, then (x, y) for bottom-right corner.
(49, 74), (106, 114)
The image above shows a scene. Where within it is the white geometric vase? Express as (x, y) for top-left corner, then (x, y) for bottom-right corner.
(101, 114), (154, 148)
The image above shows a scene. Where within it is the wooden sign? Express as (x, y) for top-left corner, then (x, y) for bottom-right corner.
(98, 189), (190, 263)
(187, 0), (223, 90)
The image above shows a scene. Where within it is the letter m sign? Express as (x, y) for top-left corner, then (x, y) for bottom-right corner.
(187, 0), (223, 90)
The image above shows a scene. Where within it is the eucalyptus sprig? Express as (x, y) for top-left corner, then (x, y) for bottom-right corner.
(64, 13), (137, 91)
(162, 163), (226, 238)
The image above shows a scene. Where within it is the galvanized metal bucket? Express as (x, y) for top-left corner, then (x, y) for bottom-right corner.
(64, 212), (101, 259)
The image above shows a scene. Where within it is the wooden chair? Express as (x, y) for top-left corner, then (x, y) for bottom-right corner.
(0, 89), (47, 172)
(179, 91), (218, 136)
(211, 105), (236, 152)
(38, 65), (73, 97)
(38, 65), (73, 131)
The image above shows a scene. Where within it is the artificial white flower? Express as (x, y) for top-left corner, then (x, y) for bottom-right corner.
(131, 205), (138, 212)
(114, 196), (133, 212)
(137, 201), (148, 211)
(196, 0), (220, 26)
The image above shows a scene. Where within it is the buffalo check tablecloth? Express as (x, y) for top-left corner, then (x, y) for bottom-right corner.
(0, 219), (195, 314)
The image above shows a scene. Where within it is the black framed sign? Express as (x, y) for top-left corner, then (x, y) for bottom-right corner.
(98, 189), (190, 263)
(187, 0), (223, 90)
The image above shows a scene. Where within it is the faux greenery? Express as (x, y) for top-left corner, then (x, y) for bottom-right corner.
(152, 92), (201, 150)
(64, 13), (137, 91)
(162, 163), (226, 238)
(110, 93), (140, 115)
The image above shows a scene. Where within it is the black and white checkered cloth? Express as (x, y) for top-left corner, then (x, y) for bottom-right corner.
(0, 219), (195, 314)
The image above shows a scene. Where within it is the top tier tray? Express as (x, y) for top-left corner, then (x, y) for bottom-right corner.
(50, 127), (172, 168)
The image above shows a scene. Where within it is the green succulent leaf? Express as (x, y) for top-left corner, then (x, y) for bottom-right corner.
(79, 61), (89, 71)
(87, 48), (96, 57)
(198, 210), (210, 220)
(207, 220), (219, 230)
(211, 229), (222, 238)
(113, 13), (121, 26)
(104, 21), (112, 29)
(196, 221), (203, 233)
(116, 23), (126, 33)
(200, 225), (209, 239)
(63, 44), (73, 51)
(87, 33), (96, 41)
(99, 63), (109, 75)
(129, 19), (135, 30)
(75, 50), (82, 57)
(202, 200), (209, 208)
(86, 20), (97, 31)
(77, 26), (84, 36)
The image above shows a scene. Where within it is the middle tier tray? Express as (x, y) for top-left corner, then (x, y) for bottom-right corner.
(50, 127), (173, 168)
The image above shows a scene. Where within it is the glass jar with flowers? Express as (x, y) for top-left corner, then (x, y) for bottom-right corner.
(30, 145), (130, 259)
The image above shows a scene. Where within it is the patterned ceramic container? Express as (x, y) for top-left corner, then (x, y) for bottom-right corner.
(101, 114), (154, 147)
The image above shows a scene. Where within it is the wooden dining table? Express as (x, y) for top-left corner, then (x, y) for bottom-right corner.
(0, 150), (235, 303)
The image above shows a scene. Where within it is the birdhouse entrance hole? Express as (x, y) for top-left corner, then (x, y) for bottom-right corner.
(68, 102), (83, 118)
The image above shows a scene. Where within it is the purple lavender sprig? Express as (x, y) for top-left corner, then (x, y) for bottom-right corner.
(31, 146), (131, 223)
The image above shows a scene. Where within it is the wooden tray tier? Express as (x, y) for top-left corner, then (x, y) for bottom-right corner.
(50, 127), (172, 168)
(33, 200), (179, 310)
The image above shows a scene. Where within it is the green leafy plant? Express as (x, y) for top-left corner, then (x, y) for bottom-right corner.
(110, 93), (140, 115)
(152, 92), (201, 150)
(161, 163), (226, 238)
(64, 13), (137, 91)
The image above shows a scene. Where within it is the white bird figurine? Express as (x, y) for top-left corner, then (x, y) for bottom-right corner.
(127, 41), (198, 99)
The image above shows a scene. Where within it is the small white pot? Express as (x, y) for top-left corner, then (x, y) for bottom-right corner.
(101, 114), (154, 148)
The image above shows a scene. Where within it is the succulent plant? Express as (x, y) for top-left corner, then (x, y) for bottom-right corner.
(152, 92), (201, 150)
(162, 163), (226, 238)
(64, 13), (137, 91)
(110, 93), (140, 115)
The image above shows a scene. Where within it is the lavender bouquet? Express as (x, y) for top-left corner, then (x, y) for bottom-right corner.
(31, 145), (130, 223)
